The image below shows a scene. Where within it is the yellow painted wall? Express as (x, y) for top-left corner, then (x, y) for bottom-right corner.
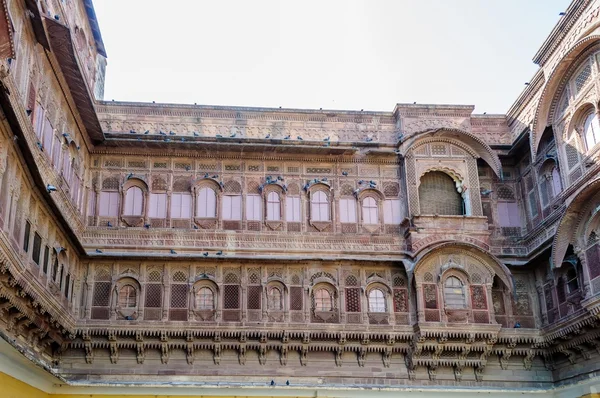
(1, 371), (48, 398)
(2, 370), (272, 398)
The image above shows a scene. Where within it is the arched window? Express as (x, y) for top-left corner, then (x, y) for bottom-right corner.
(584, 112), (600, 150)
(197, 187), (217, 218)
(444, 277), (466, 309)
(368, 289), (386, 312)
(362, 197), (378, 224)
(118, 285), (137, 308)
(124, 186), (143, 216)
(267, 287), (283, 310)
(314, 288), (332, 311)
(566, 267), (579, 293)
(311, 191), (329, 221)
(419, 172), (463, 215)
(266, 192), (281, 221)
(195, 287), (214, 310)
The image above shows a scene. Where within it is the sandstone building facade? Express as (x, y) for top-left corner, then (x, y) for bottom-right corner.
(1, 0), (600, 397)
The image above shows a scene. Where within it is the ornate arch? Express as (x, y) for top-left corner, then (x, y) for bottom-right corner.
(552, 176), (600, 268)
(122, 177), (148, 192)
(399, 128), (502, 177)
(533, 35), (600, 156)
(413, 242), (513, 293)
(418, 167), (465, 188)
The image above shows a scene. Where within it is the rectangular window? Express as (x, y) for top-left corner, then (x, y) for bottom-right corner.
(42, 246), (49, 274)
(528, 191), (538, 218)
(286, 196), (301, 222)
(52, 135), (61, 169)
(383, 199), (403, 224)
(148, 193), (167, 218)
(98, 192), (119, 216)
(124, 188), (143, 216)
(43, 118), (53, 158)
(222, 195), (241, 220)
(32, 233), (42, 265)
(197, 188), (217, 218)
(246, 194), (262, 221)
(87, 190), (96, 217)
(171, 193), (192, 218)
(498, 202), (521, 228)
(539, 180), (549, 208)
(23, 221), (31, 252)
(339, 198), (357, 223)
(33, 106), (44, 139)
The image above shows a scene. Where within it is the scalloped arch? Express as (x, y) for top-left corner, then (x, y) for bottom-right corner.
(551, 176), (600, 268)
(399, 128), (502, 177)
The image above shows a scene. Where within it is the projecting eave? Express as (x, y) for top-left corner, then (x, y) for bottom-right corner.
(99, 134), (368, 156)
(44, 17), (105, 144)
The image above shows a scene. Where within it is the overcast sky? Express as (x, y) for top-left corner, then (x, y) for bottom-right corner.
(93, 0), (571, 114)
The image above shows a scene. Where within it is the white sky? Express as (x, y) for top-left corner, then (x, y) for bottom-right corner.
(93, 0), (571, 114)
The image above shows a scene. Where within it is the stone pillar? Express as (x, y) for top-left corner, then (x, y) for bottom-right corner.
(416, 283), (424, 323)
(485, 284), (495, 324)
(166, 189), (172, 227)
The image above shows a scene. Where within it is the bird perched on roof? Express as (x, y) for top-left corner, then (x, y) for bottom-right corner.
(480, 189), (493, 196)
(216, 251), (223, 255)
(324, 136), (330, 142)
(185, 165), (191, 171)
(170, 249), (177, 254)
(144, 224), (150, 229)
(26, 109), (32, 116)
(169, 131), (176, 135)
(95, 249), (103, 253)
(297, 136), (303, 140)
(204, 172), (209, 178)
(159, 130), (166, 135)
(130, 130), (136, 134)
(265, 133), (271, 139)
(107, 221), (113, 227)
(144, 130), (150, 135)
(211, 175), (218, 179)
(126, 173), (133, 180)
(203, 252), (209, 257)
(230, 132), (236, 138)
(216, 134), (223, 138)
(284, 135), (291, 140)
(365, 137), (373, 142)
(342, 171), (348, 176)
(46, 184), (57, 193)
(36, 142), (43, 151)
(193, 132), (199, 137)
(193, 225), (199, 230)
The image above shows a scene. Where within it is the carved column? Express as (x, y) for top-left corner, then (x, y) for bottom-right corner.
(416, 283), (424, 323)
(166, 189), (172, 228)
(84, 267), (94, 319)
(535, 280), (547, 325)
(485, 283), (495, 324)
(162, 270), (170, 321)
(575, 245), (592, 299)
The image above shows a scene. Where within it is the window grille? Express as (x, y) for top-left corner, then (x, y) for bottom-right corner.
(290, 286), (303, 311)
(223, 284), (240, 309)
(393, 289), (408, 312)
(247, 285), (262, 310)
(145, 284), (162, 307)
(345, 288), (361, 312)
(152, 177), (168, 191)
(392, 275), (405, 287)
(423, 284), (438, 309)
(470, 285), (487, 310)
(574, 64), (592, 93)
(383, 182), (400, 197)
(91, 281), (111, 319)
(172, 270), (187, 282)
(42, 246), (49, 274)
(345, 275), (358, 286)
(419, 172), (463, 215)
